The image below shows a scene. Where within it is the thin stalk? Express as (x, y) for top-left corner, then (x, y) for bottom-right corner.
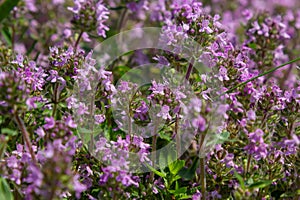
(47, 183), (57, 200)
(246, 154), (251, 175)
(11, 10), (16, 50)
(114, 8), (128, 71)
(52, 83), (60, 118)
(14, 114), (37, 165)
(185, 58), (195, 81)
(198, 133), (206, 199)
(106, 99), (112, 138)
(52, 103), (57, 118)
(127, 113), (132, 136)
(117, 8), (128, 32)
(175, 113), (181, 158)
(150, 124), (158, 182)
(11, 25), (15, 50)
(89, 92), (95, 151)
(127, 95), (133, 136)
(74, 31), (84, 49)
(288, 120), (295, 138)
(112, 189), (118, 200)
(223, 57), (300, 95)
(200, 157), (206, 200)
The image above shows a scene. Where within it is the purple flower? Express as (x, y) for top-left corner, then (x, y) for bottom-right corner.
(11, 169), (22, 185)
(26, 97), (37, 110)
(218, 66), (230, 81)
(118, 81), (131, 93)
(244, 129), (268, 160)
(6, 156), (18, 168)
(153, 55), (170, 66)
(192, 115), (206, 132)
(150, 81), (165, 95)
(174, 90), (187, 101)
(192, 190), (202, 200)
(69, 0), (109, 37)
(190, 98), (202, 112)
(94, 114), (105, 124)
(77, 102), (89, 115)
(65, 116), (77, 128)
(24, 164), (43, 187)
(95, 1), (110, 37)
(200, 20), (213, 34)
(217, 104), (229, 119)
(116, 171), (139, 187)
(73, 174), (87, 198)
(24, 0), (38, 12)
(46, 70), (59, 83)
(247, 110), (256, 121)
(95, 137), (107, 152)
(11, 56), (46, 91)
(134, 101), (149, 121)
(44, 117), (55, 130)
(157, 105), (171, 120)
(209, 190), (222, 199)
(35, 127), (45, 139)
(66, 96), (78, 109)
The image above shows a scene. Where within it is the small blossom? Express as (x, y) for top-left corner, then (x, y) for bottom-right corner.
(192, 115), (206, 132)
(157, 105), (171, 120)
(94, 114), (105, 124)
(44, 117), (55, 130)
(247, 109), (256, 121)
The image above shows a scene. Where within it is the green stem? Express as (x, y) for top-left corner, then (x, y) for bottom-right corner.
(117, 8), (128, 32)
(175, 113), (181, 158)
(246, 154), (251, 175)
(198, 133), (206, 199)
(89, 93), (95, 152)
(52, 83), (60, 118)
(11, 25), (15, 50)
(223, 57), (300, 95)
(74, 31), (83, 49)
(150, 125), (158, 182)
(200, 157), (206, 200)
(185, 58), (195, 81)
(14, 114), (37, 165)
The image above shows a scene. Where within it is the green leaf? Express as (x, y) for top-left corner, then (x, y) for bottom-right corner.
(0, 139), (7, 159)
(1, 128), (18, 136)
(58, 102), (67, 108)
(0, 0), (20, 23)
(146, 164), (166, 178)
(78, 127), (93, 134)
(214, 131), (230, 144)
(159, 146), (177, 170)
(159, 132), (172, 142)
(78, 127), (93, 144)
(1, 28), (11, 45)
(168, 187), (187, 195)
(0, 177), (14, 200)
(178, 157), (199, 180)
(248, 180), (272, 189)
(179, 195), (193, 199)
(170, 175), (181, 183)
(167, 148), (177, 166)
(169, 160), (185, 175)
(247, 43), (257, 50)
(112, 65), (131, 79)
(234, 171), (245, 191)
(205, 131), (232, 148)
(159, 151), (168, 171)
